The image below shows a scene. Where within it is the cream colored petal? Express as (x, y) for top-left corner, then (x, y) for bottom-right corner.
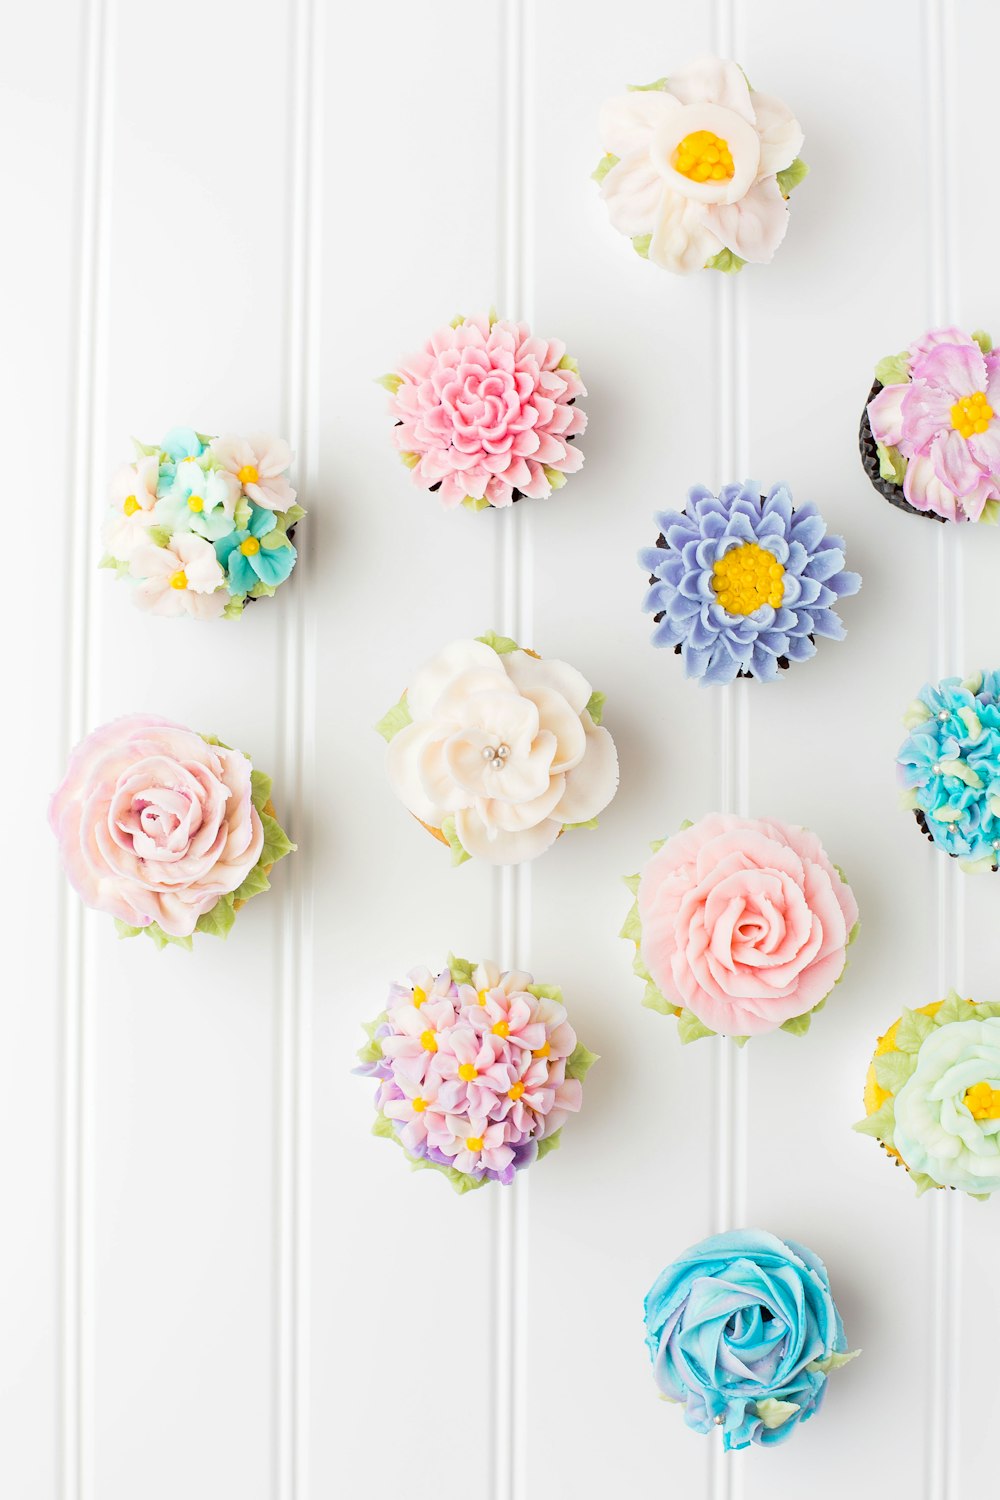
(455, 808), (561, 866)
(407, 640), (507, 721)
(386, 720), (451, 826)
(598, 90), (679, 156)
(480, 731), (558, 810)
(600, 150), (666, 235)
(702, 176), (789, 265)
(648, 191), (722, 274)
(552, 719), (619, 824)
(751, 91), (804, 177)
(667, 56), (755, 123)
(516, 686), (586, 773)
(502, 651), (593, 715)
(650, 103), (760, 205)
(419, 736), (478, 812)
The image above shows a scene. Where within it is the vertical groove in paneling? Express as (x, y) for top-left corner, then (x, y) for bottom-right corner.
(58, 3), (112, 1497)
(276, 0), (322, 1495)
(492, 4), (534, 1498)
(924, 3), (962, 1498)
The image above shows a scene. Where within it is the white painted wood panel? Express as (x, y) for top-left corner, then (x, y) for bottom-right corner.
(4, 2), (998, 1498)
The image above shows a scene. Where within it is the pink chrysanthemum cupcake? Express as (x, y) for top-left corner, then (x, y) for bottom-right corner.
(379, 313), (587, 511)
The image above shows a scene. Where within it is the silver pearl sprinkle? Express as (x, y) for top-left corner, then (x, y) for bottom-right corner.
(495, 743), (510, 762)
(481, 745), (496, 762)
(939, 710), (949, 722)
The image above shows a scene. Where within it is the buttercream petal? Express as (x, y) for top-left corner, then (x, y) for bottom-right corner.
(751, 91), (804, 176)
(552, 719), (619, 824)
(667, 56), (756, 123)
(867, 383), (907, 448)
(502, 651), (593, 715)
(407, 640), (507, 720)
(648, 191), (722, 274)
(598, 89), (680, 155)
(702, 176), (788, 264)
(385, 720), (451, 827)
(601, 150), (667, 235)
(454, 808), (561, 866)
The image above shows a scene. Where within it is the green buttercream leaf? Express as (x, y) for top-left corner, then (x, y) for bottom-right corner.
(780, 1010), (813, 1037)
(650, 836), (668, 851)
(441, 815), (471, 867)
(911, 1171), (939, 1197)
(447, 954), (476, 986)
(557, 354), (580, 375)
(566, 1043), (598, 1082)
(973, 329), (993, 355)
(876, 440), (907, 486)
(903, 696), (932, 729)
(526, 983), (563, 1003)
(678, 820), (694, 832)
(894, 1007), (936, 1054)
(114, 919), (143, 940)
(132, 438), (162, 459)
(934, 990), (969, 1026)
(371, 1111), (395, 1139)
(249, 578), (277, 599)
(461, 495), (492, 512)
(623, 872), (641, 896)
(591, 152), (619, 185)
(874, 1049), (916, 1093)
(375, 372), (404, 394)
(399, 452), (420, 470)
(126, 919), (194, 952)
(756, 1398), (800, 1430)
(535, 1129), (562, 1162)
(732, 1034), (750, 1048)
(854, 1101), (895, 1142)
(250, 768), (273, 812)
(585, 690), (606, 726)
(223, 596), (245, 619)
(543, 466), (568, 491)
(677, 1009), (714, 1045)
(705, 247), (746, 275)
(631, 233), (652, 259)
(980, 499), (1000, 527)
(230, 863), (271, 905)
(620, 901), (642, 943)
(260, 811), (296, 867)
(235, 499), (253, 530)
(476, 630), (520, 655)
(261, 529), (291, 551)
(356, 1037), (383, 1066)
(776, 156), (809, 196)
(875, 351), (910, 387)
(627, 77), (668, 91)
(195, 895), (236, 939)
(643, 982), (678, 1017)
(281, 502), (306, 528)
(806, 1348), (861, 1375)
(374, 695), (412, 743)
(563, 818), (599, 831)
(147, 525), (172, 548)
(632, 949), (652, 982)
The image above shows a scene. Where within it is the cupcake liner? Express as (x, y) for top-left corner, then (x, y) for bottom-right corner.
(858, 380), (944, 522)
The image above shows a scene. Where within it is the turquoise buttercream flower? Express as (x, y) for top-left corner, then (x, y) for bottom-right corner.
(158, 427), (208, 491)
(897, 671), (1000, 865)
(154, 459), (238, 543)
(214, 505), (296, 597)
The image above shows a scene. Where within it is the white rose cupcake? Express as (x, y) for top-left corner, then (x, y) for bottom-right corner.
(376, 632), (619, 865)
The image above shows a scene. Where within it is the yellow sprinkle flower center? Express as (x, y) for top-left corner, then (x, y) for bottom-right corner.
(411, 1096), (427, 1113)
(508, 1081), (525, 1101)
(477, 988), (489, 1005)
(458, 1062), (478, 1082)
(950, 390), (993, 439)
(187, 494), (204, 512)
(672, 129), (735, 184)
(412, 986), (427, 1007)
(240, 536), (261, 556)
(123, 494), (140, 515)
(466, 1136), (484, 1152)
(712, 542), (785, 615)
(169, 570), (188, 590)
(238, 463), (260, 486)
(420, 1029), (437, 1052)
(492, 1021), (510, 1038)
(531, 1041), (551, 1060)
(964, 1081), (1000, 1120)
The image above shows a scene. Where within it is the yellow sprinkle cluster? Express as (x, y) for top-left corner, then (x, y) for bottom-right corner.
(964, 1080), (1000, 1120)
(169, 570), (188, 591)
(712, 542), (785, 615)
(950, 390), (993, 439)
(240, 536), (261, 556)
(123, 494), (140, 515)
(458, 1062), (478, 1082)
(672, 129), (734, 184)
(238, 463), (259, 486)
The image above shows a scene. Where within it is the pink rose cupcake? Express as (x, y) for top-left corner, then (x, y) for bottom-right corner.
(49, 715), (295, 949)
(378, 313), (586, 511)
(622, 814), (859, 1041)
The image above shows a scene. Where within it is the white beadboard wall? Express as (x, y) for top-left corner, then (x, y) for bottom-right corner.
(3, 1), (1000, 1497)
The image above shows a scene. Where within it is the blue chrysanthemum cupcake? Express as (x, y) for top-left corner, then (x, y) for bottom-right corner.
(897, 671), (1000, 870)
(639, 482), (861, 685)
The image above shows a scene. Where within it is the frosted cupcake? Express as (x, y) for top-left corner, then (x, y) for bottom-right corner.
(857, 992), (1000, 1197)
(861, 328), (1000, 522)
(49, 715), (294, 948)
(377, 632), (619, 864)
(623, 814), (859, 1041)
(594, 56), (807, 274)
(640, 482), (860, 684)
(100, 427), (302, 617)
(379, 313), (586, 510)
(897, 671), (1000, 870)
(355, 957), (596, 1191)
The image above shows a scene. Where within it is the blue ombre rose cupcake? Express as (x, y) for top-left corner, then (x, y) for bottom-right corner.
(639, 482), (860, 684)
(897, 671), (1000, 869)
(644, 1230), (858, 1450)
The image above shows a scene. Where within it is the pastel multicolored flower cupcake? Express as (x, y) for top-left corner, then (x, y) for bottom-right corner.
(49, 715), (294, 949)
(644, 1230), (857, 1450)
(376, 632), (619, 865)
(857, 992), (1000, 1197)
(897, 671), (1000, 870)
(594, 57), (807, 274)
(861, 328), (1000, 522)
(623, 815), (859, 1041)
(640, 483), (860, 685)
(100, 427), (303, 617)
(355, 957), (596, 1191)
(379, 313), (586, 510)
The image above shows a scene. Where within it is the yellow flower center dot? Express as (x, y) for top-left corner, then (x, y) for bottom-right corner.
(492, 1021), (510, 1038)
(238, 463), (260, 486)
(123, 494), (140, 515)
(169, 570), (188, 590)
(411, 1096), (427, 1113)
(420, 1029), (437, 1053)
(532, 1041), (551, 1060)
(712, 542), (785, 615)
(672, 129), (735, 184)
(412, 986), (427, 1007)
(240, 536), (261, 556)
(466, 1136), (484, 1153)
(508, 1081), (525, 1101)
(477, 989), (489, 1005)
(964, 1080), (1000, 1120)
(187, 494), (204, 512)
(458, 1063), (478, 1082)
(950, 390), (993, 440)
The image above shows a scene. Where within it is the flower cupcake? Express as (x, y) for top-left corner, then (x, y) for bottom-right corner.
(897, 671), (1000, 870)
(379, 313), (586, 510)
(49, 715), (294, 948)
(644, 1230), (857, 1450)
(623, 815), (859, 1041)
(594, 57), (807, 274)
(377, 632), (619, 865)
(355, 957), (596, 1191)
(861, 328), (1000, 522)
(857, 992), (1000, 1197)
(100, 426), (303, 617)
(640, 482), (860, 685)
